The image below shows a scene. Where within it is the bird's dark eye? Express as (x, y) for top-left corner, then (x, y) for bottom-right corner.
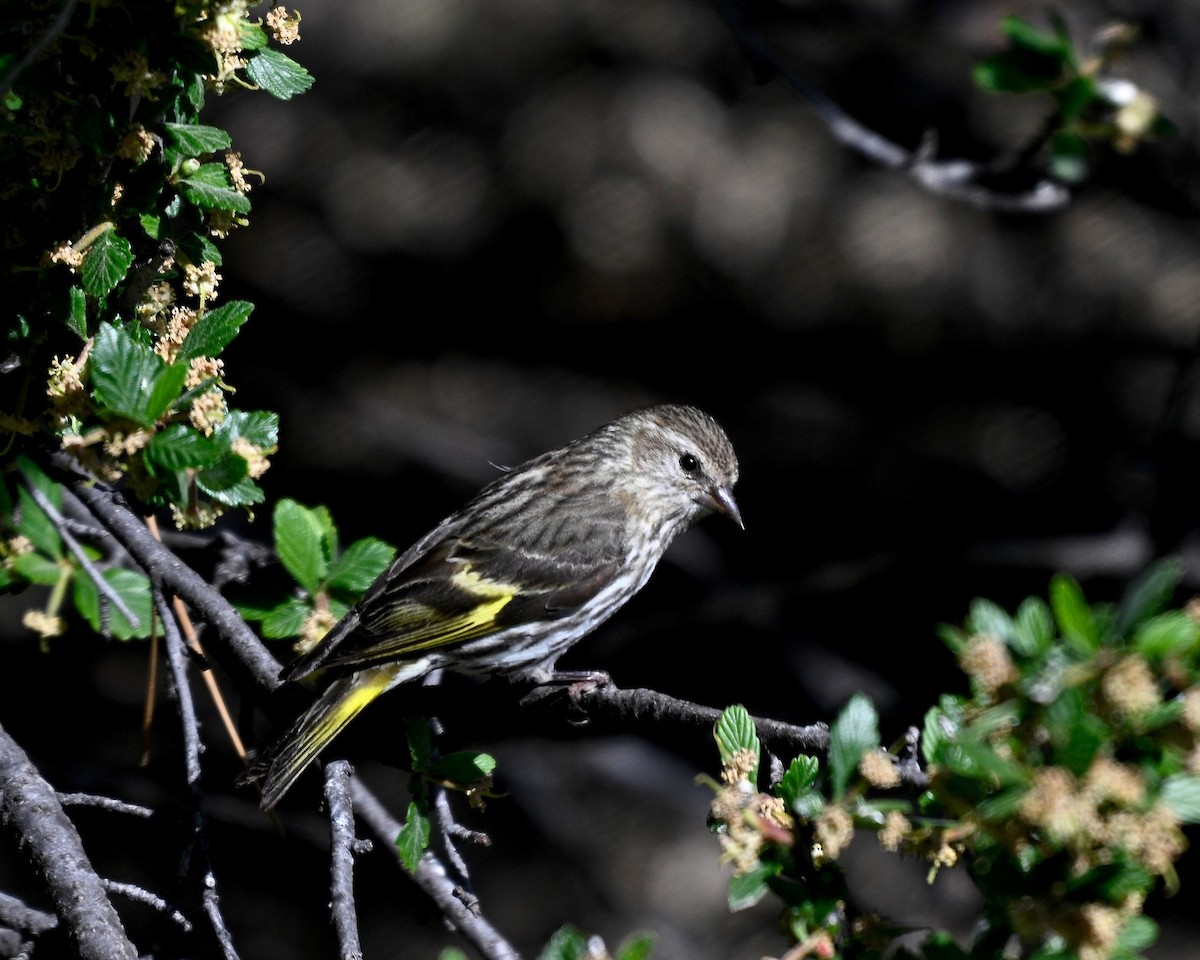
(678, 453), (701, 475)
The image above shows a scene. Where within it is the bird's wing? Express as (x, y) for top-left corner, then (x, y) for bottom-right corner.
(283, 521), (624, 679)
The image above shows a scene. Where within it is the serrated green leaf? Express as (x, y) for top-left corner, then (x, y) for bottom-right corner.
(197, 465), (264, 507)
(89, 323), (169, 425)
(177, 300), (254, 363)
(146, 425), (222, 471)
(939, 740), (1026, 786)
(791, 789), (824, 821)
(12, 552), (65, 585)
(829, 693), (878, 799)
(776, 755), (819, 807)
(145, 361), (189, 423)
(274, 499), (332, 594)
(714, 705), (760, 787)
(727, 859), (781, 911)
(161, 122), (232, 167)
(72, 567), (153, 640)
(395, 791), (431, 873)
(327, 537), (395, 594)
(81, 231), (135, 299)
(216, 409), (279, 448)
(179, 163), (251, 213)
(240, 22), (269, 50)
(1117, 557), (1184, 636)
(260, 596), (311, 638)
(245, 47), (314, 100)
(178, 230), (223, 267)
(66, 285), (87, 339)
(140, 213), (161, 240)
(1161, 774), (1200, 824)
(428, 751), (496, 784)
(536, 926), (590, 960)
(1049, 573), (1100, 654)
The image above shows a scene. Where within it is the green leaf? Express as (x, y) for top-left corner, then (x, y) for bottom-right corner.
(1049, 573), (1100, 654)
(536, 926), (590, 960)
(146, 425), (222, 471)
(12, 552), (65, 586)
(194, 450), (248, 493)
(714, 705), (760, 788)
(1116, 557), (1184, 636)
(327, 537), (395, 594)
(260, 597), (310, 638)
(428, 751), (497, 784)
(1161, 774), (1200, 824)
(777, 755), (820, 807)
(245, 48), (314, 100)
(161, 122), (232, 167)
(179, 163), (251, 213)
(395, 790), (431, 873)
(89, 323), (169, 425)
(274, 499), (334, 595)
(201, 473), (265, 508)
(616, 934), (655, 960)
(1000, 15), (1069, 58)
(973, 50), (1064, 94)
(16, 458), (63, 557)
(144, 361), (189, 423)
(939, 740), (1026, 786)
(81, 231), (135, 299)
(177, 300), (254, 362)
(178, 230), (223, 267)
(140, 213), (161, 240)
(72, 567), (153, 640)
(727, 859), (781, 911)
(1013, 596), (1054, 657)
(240, 21), (269, 50)
(217, 409), (279, 448)
(966, 597), (1016, 647)
(1116, 915), (1158, 952)
(66, 285), (87, 339)
(1054, 75), (1097, 122)
(1134, 610), (1199, 659)
(791, 789), (824, 821)
(829, 693), (878, 799)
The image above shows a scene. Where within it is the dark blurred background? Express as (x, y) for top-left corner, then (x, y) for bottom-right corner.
(6, 0), (1200, 956)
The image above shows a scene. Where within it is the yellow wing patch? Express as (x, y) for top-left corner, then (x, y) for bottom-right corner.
(356, 561), (519, 661)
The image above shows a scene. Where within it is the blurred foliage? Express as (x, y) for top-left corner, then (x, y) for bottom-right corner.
(706, 559), (1200, 958)
(973, 14), (1174, 183)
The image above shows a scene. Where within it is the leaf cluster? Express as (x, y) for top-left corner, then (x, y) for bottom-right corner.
(973, 14), (1174, 182)
(706, 560), (1200, 960)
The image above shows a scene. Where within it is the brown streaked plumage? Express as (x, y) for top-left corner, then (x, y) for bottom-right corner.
(248, 404), (741, 809)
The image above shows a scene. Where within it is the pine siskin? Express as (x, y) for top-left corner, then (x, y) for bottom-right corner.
(249, 404), (742, 809)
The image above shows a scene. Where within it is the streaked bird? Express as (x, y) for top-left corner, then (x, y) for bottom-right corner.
(249, 404), (742, 809)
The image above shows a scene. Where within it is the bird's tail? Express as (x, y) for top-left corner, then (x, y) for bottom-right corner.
(253, 661), (424, 810)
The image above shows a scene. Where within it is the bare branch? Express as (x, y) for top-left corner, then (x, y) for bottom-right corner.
(0, 893), (57, 937)
(0, 722), (138, 960)
(57, 794), (155, 818)
(714, 0), (1070, 213)
(348, 777), (522, 960)
(519, 682), (830, 758)
(69, 477), (284, 698)
(324, 761), (368, 960)
(100, 881), (191, 932)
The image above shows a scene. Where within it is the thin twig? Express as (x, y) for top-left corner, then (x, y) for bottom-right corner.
(57, 794), (154, 818)
(23, 482), (141, 628)
(155, 589), (241, 960)
(0, 892), (57, 936)
(100, 881), (191, 932)
(348, 777), (522, 960)
(519, 682), (831, 757)
(324, 761), (367, 960)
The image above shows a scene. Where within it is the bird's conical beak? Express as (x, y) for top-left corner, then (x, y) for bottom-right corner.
(708, 485), (744, 530)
